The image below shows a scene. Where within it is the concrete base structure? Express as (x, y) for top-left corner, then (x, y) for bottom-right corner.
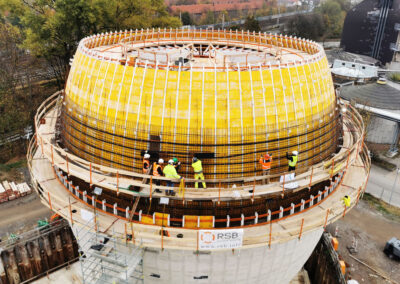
(142, 228), (323, 284)
(69, 220), (322, 284)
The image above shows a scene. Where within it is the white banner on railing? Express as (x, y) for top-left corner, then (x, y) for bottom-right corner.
(81, 208), (94, 223)
(199, 229), (244, 250)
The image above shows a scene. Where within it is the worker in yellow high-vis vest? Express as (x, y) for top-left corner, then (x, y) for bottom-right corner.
(286, 151), (298, 171)
(191, 157), (206, 189)
(163, 159), (181, 196)
(342, 195), (351, 207)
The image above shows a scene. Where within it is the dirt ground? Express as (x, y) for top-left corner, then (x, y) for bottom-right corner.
(327, 199), (400, 284)
(0, 193), (52, 241)
(366, 142), (391, 154)
(0, 155), (29, 183)
(0, 156), (51, 242)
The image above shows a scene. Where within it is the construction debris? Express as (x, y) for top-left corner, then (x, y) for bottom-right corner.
(0, 181), (32, 204)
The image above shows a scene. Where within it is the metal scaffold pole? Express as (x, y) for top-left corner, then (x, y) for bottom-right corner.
(75, 217), (144, 284)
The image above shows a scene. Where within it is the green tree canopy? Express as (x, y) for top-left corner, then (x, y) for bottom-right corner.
(181, 11), (193, 26)
(288, 14), (325, 41)
(288, 0), (349, 41)
(92, 0), (181, 30)
(244, 15), (260, 32)
(0, 22), (31, 133)
(316, 0), (346, 38)
(0, 0), (181, 85)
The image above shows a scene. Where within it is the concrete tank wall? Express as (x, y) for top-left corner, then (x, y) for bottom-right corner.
(142, 228), (324, 284)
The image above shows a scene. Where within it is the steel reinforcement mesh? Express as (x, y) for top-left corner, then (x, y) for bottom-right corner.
(60, 98), (339, 178)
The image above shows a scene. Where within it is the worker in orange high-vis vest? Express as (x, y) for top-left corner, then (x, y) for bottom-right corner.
(259, 153), (272, 184)
(143, 153), (150, 174)
(153, 158), (164, 191)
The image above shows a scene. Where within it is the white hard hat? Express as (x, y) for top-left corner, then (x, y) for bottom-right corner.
(292, 151), (298, 155)
(168, 159), (174, 165)
(144, 153), (150, 159)
(158, 158), (164, 164)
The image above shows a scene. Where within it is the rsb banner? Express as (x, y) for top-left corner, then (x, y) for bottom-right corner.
(199, 229), (244, 250)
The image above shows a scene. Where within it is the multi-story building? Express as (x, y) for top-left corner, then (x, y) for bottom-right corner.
(341, 0), (400, 66)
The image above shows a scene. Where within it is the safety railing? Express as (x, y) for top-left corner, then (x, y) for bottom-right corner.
(78, 28), (324, 70)
(27, 126), (370, 230)
(27, 134), (369, 251)
(32, 92), (365, 201)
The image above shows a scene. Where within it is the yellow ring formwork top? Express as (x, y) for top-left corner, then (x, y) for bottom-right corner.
(62, 28), (338, 178)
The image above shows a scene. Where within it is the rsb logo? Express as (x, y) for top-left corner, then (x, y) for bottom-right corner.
(201, 231), (240, 244)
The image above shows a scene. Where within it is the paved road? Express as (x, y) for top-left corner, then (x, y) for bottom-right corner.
(366, 164), (400, 207)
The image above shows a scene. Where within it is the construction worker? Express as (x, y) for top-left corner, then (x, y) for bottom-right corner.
(173, 157), (181, 173)
(286, 151), (298, 172)
(192, 156), (206, 189)
(259, 153), (272, 184)
(143, 153), (150, 174)
(163, 159), (181, 196)
(342, 195), (351, 207)
(153, 159), (164, 190)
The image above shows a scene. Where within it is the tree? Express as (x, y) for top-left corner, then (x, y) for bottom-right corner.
(181, 11), (192, 26)
(288, 0), (349, 41)
(288, 14), (325, 41)
(0, 0), (182, 86)
(0, 22), (33, 133)
(316, 0), (346, 39)
(244, 15), (260, 32)
(92, 0), (181, 31)
(218, 10), (229, 25)
(21, 0), (96, 87)
(199, 10), (214, 25)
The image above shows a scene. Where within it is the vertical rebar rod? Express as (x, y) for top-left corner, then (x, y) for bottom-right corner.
(237, 63), (245, 176)
(121, 61), (137, 168)
(226, 65), (231, 178)
(247, 64), (258, 169)
(214, 64), (218, 179)
(268, 62), (280, 170)
(110, 61), (128, 162)
(147, 61), (159, 140)
(173, 62), (182, 154)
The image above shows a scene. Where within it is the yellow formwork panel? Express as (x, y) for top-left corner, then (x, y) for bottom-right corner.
(63, 51), (337, 177)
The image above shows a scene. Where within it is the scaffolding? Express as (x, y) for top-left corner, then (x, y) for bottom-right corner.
(75, 217), (143, 284)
